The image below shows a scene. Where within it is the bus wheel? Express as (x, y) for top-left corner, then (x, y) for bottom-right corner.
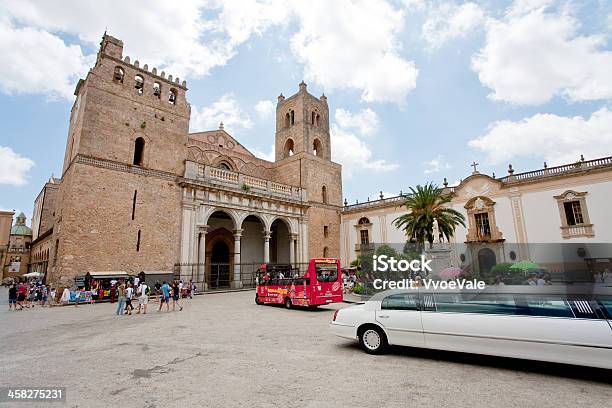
(255, 295), (262, 305)
(284, 297), (292, 309)
(359, 325), (387, 354)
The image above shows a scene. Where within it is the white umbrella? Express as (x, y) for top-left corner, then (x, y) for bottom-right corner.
(23, 272), (43, 278)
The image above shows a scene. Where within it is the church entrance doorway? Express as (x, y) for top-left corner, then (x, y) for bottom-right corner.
(210, 241), (230, 289)
(478, 247), (497, 275)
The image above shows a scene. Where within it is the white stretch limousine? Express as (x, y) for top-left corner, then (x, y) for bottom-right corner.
(330, 286), (612, 369)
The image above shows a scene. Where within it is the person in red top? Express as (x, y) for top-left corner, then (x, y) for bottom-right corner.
(17, 282), (27, 309)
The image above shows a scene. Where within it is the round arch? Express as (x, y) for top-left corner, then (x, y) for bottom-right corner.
(313, 138), (323, 156)
(283, 138), (295, 158)
(202, 208), (240, 230)
(211, 155), (237, 171)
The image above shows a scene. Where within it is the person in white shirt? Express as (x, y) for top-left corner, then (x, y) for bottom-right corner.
(125, 282), (134, 315)
(136, 281), (149, 314)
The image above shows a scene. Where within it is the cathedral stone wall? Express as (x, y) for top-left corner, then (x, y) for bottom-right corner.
(49, 162), (181, 283)
(37, 34), (345, 285)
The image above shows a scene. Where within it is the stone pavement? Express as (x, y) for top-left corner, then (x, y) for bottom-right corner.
(0, 289), (610, 408)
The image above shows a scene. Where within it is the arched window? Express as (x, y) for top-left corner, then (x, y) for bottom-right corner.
(323, 246), (329, 258)
(283, 138), (294, 158)
(311, 111), (316, 125)
(358, 217), (370, 225)
(133, 137), (145, 166)
(290, 110), (295, 125)
(113, 66), (124, 83)
(316, 114), (320, 127)
(153, 82), (161, 98)
(218, 162), (231, 170)
(313, 138), (322, 157)
(168, 89), (177, 105)
(285, 113), (290, 128)
(134, 75), (144, 94)
(322, 185), (328, 204)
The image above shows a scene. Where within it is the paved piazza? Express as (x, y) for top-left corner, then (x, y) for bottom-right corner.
(0, 290), (610, 408)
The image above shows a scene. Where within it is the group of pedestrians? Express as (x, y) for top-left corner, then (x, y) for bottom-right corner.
(7, 279), (55, 310)
(115, 279), (186, 316)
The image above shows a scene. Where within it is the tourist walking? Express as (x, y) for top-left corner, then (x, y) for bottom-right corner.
(136, 280), (149, 314)
(158, 281), (170, 312)
(172, 280), (183, 311)
(116, 281), (126, 315)
(17, 282), (27, 309)
(8, 283), (20, 310)
(125, 282), (134, 315)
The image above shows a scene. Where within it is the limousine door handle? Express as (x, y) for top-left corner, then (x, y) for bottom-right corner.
(378, 315), (390, 318)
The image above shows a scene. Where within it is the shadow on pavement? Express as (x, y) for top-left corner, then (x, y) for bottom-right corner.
(337, 342), (612, 384)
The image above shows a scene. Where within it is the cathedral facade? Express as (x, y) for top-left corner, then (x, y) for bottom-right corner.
(33, 35), (342, 287)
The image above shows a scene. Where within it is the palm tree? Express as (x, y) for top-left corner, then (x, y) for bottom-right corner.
(394, 183), (465, 251)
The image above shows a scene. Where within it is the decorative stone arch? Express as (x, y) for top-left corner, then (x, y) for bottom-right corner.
(186, 146), (210, 164)
(237, 212), (271, 232)
(269, 216), (296, 235)
(464, 196), (503, 242)
(201, 207), (240, 230)
(211, 155), (237, 171)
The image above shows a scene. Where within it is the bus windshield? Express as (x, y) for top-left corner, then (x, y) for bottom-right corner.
(315, 264), (338, 283)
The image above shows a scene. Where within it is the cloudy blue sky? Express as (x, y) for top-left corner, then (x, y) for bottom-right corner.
(0, 0), (611, 222)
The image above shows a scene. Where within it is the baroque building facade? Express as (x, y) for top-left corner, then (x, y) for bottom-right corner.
(34, 34), (342, 288)
(341, 157), (612, 275)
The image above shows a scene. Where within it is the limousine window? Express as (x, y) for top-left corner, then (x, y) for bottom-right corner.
(599, 297), (612, 318)
(522, 296), (574, 318)
(434, 294), (518, 315)
(381, 294), (419, 310)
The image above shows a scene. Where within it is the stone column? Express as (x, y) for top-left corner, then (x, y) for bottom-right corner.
(289, 233), (298, 266)
(197, 225), (208, 290)
(263, 230), (272, 263)
(233, 229), (243, 288)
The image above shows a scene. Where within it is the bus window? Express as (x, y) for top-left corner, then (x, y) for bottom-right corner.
(315, 264), (338, 283)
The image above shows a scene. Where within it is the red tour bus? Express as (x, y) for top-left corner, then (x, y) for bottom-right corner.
(255, 258), (343, 308)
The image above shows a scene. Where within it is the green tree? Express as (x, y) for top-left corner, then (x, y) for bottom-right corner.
(394, 183), (466, 251)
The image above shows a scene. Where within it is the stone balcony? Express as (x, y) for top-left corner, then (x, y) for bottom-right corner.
(183, 161), (308, 202)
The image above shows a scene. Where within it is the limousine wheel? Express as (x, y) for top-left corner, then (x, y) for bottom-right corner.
(284, 297), (292, 309)
(359, 326), (387, 354)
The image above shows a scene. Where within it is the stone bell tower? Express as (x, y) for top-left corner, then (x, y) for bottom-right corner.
(275, 81), (331, 161)
(273, 82), (342, 260)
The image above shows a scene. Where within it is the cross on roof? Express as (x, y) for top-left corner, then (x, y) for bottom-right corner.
(471, 161), (479, 174)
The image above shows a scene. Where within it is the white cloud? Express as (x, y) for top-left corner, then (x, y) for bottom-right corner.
(468, 107), (612, 165)
(331, 125), (399, 176)
(422, 2), (485, 50)
(0, 19), (92, 99)
(472, 2), (612, 105)
(0, 0), (419, 105)
(334, 108), (379, 136)
(249, 144), (275, 162)
(254, 100), (275, 118)
(290, 0), (418, 104)
(0, 146), (35, 186)
(190, 94), (253, 133)
(423, 154), (451, 174)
